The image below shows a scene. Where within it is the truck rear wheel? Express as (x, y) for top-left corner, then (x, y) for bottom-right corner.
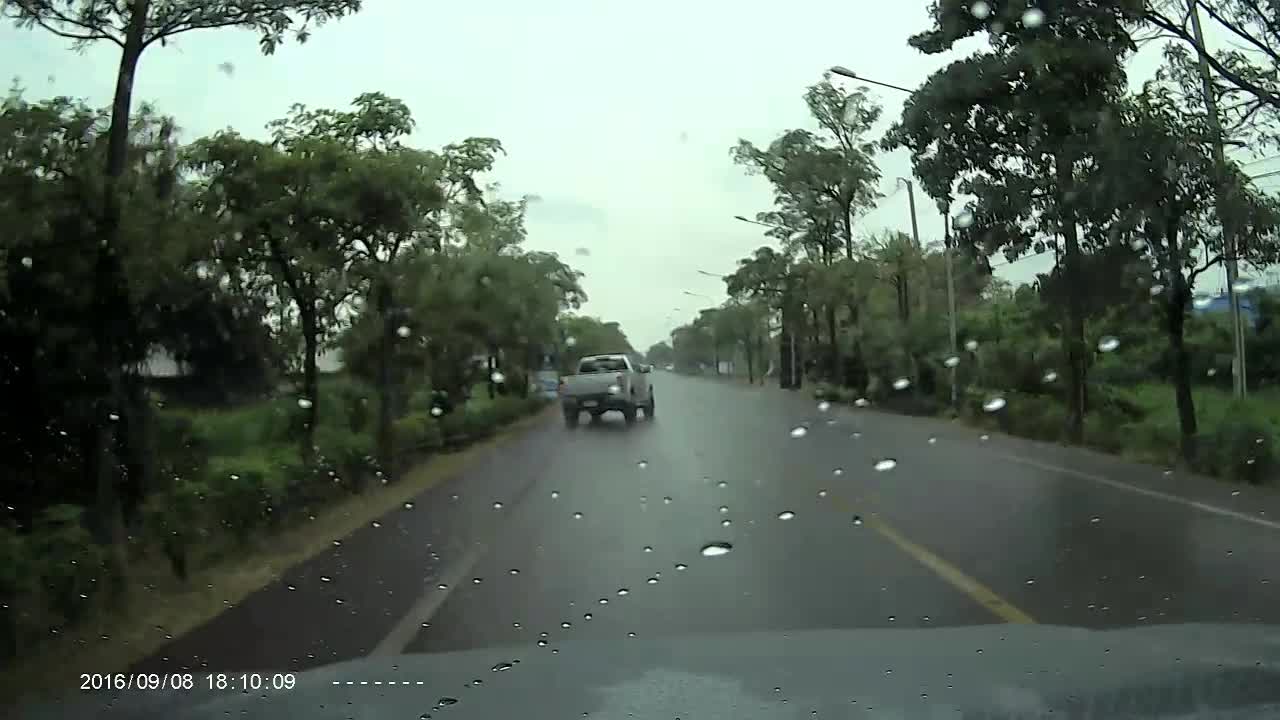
(644, 392), (655, 420)
(622, 405), (637, 425)
(563, 409), (579, 428)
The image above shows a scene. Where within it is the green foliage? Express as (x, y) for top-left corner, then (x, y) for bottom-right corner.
(314, 426), (375, 486)
(1199, 404), (1277, 485)
(393, 412), (444, 453)
(204, 451), (297, 541)
(141, 477), (213, 580)
(29, 506), (105, 624)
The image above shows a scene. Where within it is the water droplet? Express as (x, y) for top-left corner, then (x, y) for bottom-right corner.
(851, 431), (862, 439)
(700, 542), (732, 557)
(492, 501), (503, 510)
(107, 412), (120, 422)
(437, 697), (458, 706)
(565, 336), (578, 347)
(490, 371), (506, 384)
(873, 458), (897, 472)
(297, 397), (313, 409)
(572, 511), (583, 519)
(719, 505), (729, 514)
(1090, 516), (1101, 523)
(646, 576), (659, 584)
(1042, 370), (1059, 383)
(561, 621), (572, 629)
(721, 519), (732, 527)
(403, 502), (415, 510)
(970, 1), (991, 20)
(675, 563), (688, 570)
(979, 434), (990, 441)
(371, 520), (382, 528)
(491, 662), (512, 672)
(852, 515), (863, 525)
(789, 426), (808, 438)
(643, 545), (653, 553)
(1021, 7), (1046, 27)
(1149, 284), (1165, 297)
(1207, 367), (1218, 377)
(964, 339), (979, 352)
(437, 583), (448, 590)
(551, 490), (560, 499)
(635, 459), (649, 470)
(818, 489), (828, 498)
(20, 256), (33, 268)
(663, 496), (672, 504)
(954, 209), (976, 228)
(334, 598), (345, 605)
(777, 510), (796, 520)
(320, 575), (333, 583)
(892, 377), (911, 391)
(817, 400), (831, 412)
(927, 437), (938, 445)
(854, 397), (870, 407)
(1025, 578), (1036, 585)
(472, 577), (482, 584)
(982, 396), (1006, 413)
(1097, 336), (1121, 353)
(1192, 294), (1213, 310)
(508, 568), (520, 575)
(286, 584), (297, 591)
(396, 325), (411, 338)
(943, 355), (960, 368)
(716, 480), (727, 488)
(627, 632), (637, 638)
(833, 467), (844, 476)
(429, 406), (444, 417)
(617, 588), (630, 596)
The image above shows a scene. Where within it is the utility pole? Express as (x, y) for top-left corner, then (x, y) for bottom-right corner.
(944, 210), (958, 409)
(1189, 1), (1248, 398)
(902, 179), (922, 251)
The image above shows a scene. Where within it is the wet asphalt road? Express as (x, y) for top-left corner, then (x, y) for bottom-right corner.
(133, 371), (1280, 675)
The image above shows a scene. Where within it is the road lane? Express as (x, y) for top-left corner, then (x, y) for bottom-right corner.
(134, 371), (1280, 678)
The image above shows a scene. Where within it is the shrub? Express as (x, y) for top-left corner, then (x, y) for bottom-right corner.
(0, 523), (32, 659)
(141, 477), (213, 580)
(324, 375), (374, 433)
(1120, 416), (1182, 467)
(393, 411), (444, 453)
(205, 452), (296, 541)
(1203, 404), (1276, 484)
(1006, 393), (1066, 442)
(29, 505), (105, 624)
(314, 426), (375, 490)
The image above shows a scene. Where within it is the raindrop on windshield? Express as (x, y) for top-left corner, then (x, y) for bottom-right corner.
(721, 519), (732, 527)
(403, 502), (415, 510)
(1021, 7), (1046, 27)
(980, 434), (990, 441)
(700, 542), (733, 557)
(508, 568), (519, 575)
(818, 490), (828, 498)
(598, 598), (609, 604)
(970, 1), (991, 20)
(646, 577), (659, 584)
(1192, 294), (1213, 310)
(777, 510), (796, 520)
(789, 426), (808, 438)
(817, 400), (831, 412)
(833, 468), (844, 476)
(663, 496), (672, 504)
(851, 431), (862, 439)
(617, 588), (630, 596)
(561, 621), (572, 629)
(490, 371), (506, 384)
(854, 398), (870, 407)
(472, 577), (482, 584)
(873, 458), (897, 472)
(892, 377), (911, 391)
(492, 501), (503, 510)
(491, 662), (512, 672)
(719, 505), (729, 513)
(1149, 284), (1164, 297)
(1042, 370), (1059, 383)
(396, 325), (411, 338)
(1097, 336), (1121, 353)
(927, 437), (938, 445)
(370, 520), (382, 528)
(717, 480), (727, 488)
(297, 397), (313, 409)
(430, 406), (444, 417)
(675, 563), (688, 570)
(841, 96), (862, 124)
(943, 355), (960, 368)
(954, 209), (976, 228)
(964, 339), (979, 352)
(983, 396), (1007, 413)
(565, 336), (578, 347)
(20, 256), (34, 268)
(852, 515), (863, 526)
(437, 697), (458, 707)
(1090, 516), (1102, 523)
(643, 545), (653, 553)
(571, 511), (584, 520)
(551, 490), (559, 499)
(636, 460), (648, 469)
(583, 613), (593, 621)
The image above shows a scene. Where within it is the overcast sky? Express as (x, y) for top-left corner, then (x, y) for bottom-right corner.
(1, 1), (1269, 350)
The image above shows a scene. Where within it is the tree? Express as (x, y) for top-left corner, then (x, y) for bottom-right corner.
(725, 247), (806, 388)
(885, 1), (1138, 442)
(5, 0), (362, 585)
(645, 341), (674, 367)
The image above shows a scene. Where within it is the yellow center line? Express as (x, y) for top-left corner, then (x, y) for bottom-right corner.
(828, 495), (1036, 625)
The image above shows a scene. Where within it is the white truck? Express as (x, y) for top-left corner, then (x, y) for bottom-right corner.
(558, 353), (654, 427)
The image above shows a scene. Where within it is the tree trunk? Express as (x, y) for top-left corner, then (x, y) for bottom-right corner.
(825, 305), (839, 383)
(374, 280), (395, 473)
(300, 307), (319, 466)
(1163, 226), (1198, 464)
(88, 0), (151, 594)
(843, 206), (854, 260)
(1056, 155), (1087, 444)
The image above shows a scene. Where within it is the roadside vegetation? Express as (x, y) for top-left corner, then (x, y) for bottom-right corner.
(0, 1), (634, 671)
(661, 1), (1280, 486)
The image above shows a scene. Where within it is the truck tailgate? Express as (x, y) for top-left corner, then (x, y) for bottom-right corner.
(562, 374), (622, 397)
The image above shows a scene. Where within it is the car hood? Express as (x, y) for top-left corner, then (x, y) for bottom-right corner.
(15, 623), (1280, 719)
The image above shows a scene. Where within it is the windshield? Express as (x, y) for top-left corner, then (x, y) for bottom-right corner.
(5, 1), (1280, 717)
(578, 357), (628, 373)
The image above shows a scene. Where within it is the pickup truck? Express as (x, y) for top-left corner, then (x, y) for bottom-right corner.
(558, 353), (654, 427)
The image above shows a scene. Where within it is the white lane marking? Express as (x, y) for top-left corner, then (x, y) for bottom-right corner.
(370, 544), (486, 656)
(995, 452), (1280, 532)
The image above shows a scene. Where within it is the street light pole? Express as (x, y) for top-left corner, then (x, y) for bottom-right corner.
(899, 177), (922, 251)
(1189, 4), (1248, 398)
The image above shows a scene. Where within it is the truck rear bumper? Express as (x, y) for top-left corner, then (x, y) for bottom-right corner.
(562, 394), (631, 412)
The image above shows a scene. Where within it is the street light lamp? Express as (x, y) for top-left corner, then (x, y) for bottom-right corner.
(832, 65), (959, 409)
